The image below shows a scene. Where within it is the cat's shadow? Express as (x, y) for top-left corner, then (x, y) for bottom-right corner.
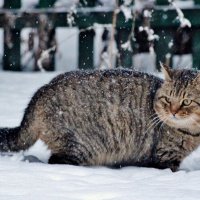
(23, 155), (43, 163)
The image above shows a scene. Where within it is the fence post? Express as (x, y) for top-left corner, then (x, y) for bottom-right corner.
(194, 0), (200, 4)
(192, 30), (200, 69)
(115, 27), (132, 68)
(79, 29), (95, 69)
(3, 1), (21, 71)
(115, 0), (133, 68)
(192, 0), (200, 69)
(79, 0), (95, 7)
(37, 0), (56, 8)
(78, 0), (95, 69)
(154, 28), (174, 68)
(155, 0), (169, 5)
(154, 0), (173, 69)
(4, 1), (21, 8)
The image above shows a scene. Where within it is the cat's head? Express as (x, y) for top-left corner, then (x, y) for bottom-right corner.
(154, 63), (200, 134)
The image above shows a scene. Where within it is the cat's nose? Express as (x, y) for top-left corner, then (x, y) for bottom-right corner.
(171, 113), (176, 117)
(170, 105), (179, 117)
(171, 110), (177, 116)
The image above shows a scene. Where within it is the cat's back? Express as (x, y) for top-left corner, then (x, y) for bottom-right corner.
(50, 69), (162, 97)
(47, 69), (162, 119)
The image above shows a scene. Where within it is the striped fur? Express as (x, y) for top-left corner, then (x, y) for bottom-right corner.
(1, 68), (200, 171)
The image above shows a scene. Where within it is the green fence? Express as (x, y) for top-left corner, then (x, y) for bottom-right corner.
(1, 0), (200, 71)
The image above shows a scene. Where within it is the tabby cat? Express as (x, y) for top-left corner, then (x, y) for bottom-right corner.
(1, 64), (200, 171)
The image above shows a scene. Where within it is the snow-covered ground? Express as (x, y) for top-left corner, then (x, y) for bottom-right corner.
(1, 71), (200, 200)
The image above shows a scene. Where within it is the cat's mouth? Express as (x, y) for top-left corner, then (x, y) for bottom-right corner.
(168, 115), (189, 125)
(169, 114), (187, 121)
(169, 114), (179, 120)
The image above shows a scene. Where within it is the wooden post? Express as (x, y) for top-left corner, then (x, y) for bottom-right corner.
(115, 27), (132, 68)
(154, 0), (172, 69)
(4, 1), (21, 8)
(3, 1), (21, 71)
(79, 0), (95, 7)
(38, 0), (56, 8)
(115, 0), (133, 68)
(78, 0), (95, 69)
(194, 0), (200, 5)
(192, 30), (200, 69)
(154, 28), (174, 69)
(193, 0), (200, 68)
(155, 0), (169, 5)
(78, 29), (95, 69)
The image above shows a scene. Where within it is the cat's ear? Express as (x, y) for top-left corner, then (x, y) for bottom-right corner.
(160, 62), (172, 81)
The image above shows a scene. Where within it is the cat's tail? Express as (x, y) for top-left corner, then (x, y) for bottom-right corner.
(0, 127), (20, 152)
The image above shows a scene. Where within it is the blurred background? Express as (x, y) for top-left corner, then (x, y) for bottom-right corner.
(0, 0), (199, 73)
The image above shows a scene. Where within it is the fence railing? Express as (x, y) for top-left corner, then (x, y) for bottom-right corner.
(1, 0), (200, 71)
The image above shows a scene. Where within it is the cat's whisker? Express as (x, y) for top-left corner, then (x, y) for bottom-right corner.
(144, 117), (162, 135)
(137, 118), (160, 151)
(137, 116), (164, 157)
(146, 112), (164, 126)
(146, 113), (161, 124)
(147, 113), (158, 120)
(143, 120), (163, 140)
(149, 114), (169, 134)
(145, 116), (162, 132)
(158, 117), (169, 134)
(146, 115), (161, 129)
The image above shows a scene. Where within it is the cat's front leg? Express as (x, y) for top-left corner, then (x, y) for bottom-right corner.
(169, 162), (180, 172)
(155, 147), (181, 172)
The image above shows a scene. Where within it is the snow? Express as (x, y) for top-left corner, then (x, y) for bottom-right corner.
(24, 139), (52, 163)
(1, 71), (200, 199)
(21, 0), (39, 9)
(0, 0), (3, 8)
(172, 54), (193, 69)
(54, 0), (79, 8)
(37, 46), (56, 72)
(121, 41), (132, 51)
(138, 26), (159, 42)
(180, 145), (200, 171)
(133, 53), (156, 73)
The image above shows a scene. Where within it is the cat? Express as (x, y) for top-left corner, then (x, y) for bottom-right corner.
(1, 64), (200, 172)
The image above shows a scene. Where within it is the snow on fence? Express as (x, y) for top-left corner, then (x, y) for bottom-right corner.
(1, 0), (200, 72)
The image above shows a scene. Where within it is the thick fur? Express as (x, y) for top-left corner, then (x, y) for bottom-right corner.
(1, 69), (200, 171)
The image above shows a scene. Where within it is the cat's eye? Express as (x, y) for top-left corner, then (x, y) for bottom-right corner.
(164, 97), (171, 104)
(159, 96), (171, 104)
(182, 99), (192, 106)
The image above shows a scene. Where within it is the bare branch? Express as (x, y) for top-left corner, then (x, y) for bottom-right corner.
(169, 0), (191, 28)
(37, 46), (56, 72)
